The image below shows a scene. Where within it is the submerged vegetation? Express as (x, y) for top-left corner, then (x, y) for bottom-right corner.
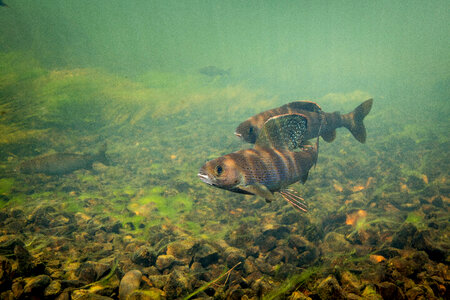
(0, 50), (448, 299)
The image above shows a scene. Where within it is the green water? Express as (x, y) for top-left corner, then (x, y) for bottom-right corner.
(0, 1), (449, 299)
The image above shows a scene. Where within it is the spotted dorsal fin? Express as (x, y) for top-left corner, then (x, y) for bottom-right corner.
(255, 113), (308, 150)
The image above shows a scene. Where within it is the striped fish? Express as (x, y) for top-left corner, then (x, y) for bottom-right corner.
(199, 114), (316, 211)
(235, 99), (373, 144)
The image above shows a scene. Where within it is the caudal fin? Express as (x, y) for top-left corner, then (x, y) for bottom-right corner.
(345, 99), (373, 143)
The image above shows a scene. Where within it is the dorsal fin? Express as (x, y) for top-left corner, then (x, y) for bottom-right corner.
(255, 113), (307, 150)
(283, 101), (322, 113)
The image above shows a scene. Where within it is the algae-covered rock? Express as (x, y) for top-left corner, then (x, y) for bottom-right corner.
(288, 291), (312, 300)
(376, 281), (405, 300)
(23, 274), (51, 296)
(44, 280), (62, 297)
(340, 271), (362, 294)
(166, 239), (196, 264)
(321, 232), (352, 255)
(0, 256), (12, 289)
(405, 284), (436, 300)
(361, 284), (382, 300)
(119, 269), (142, 300)
(127, 288), (166, 300)
(315, 275), (345, 300)
(391, 223), (417, 249)
(71, 289), (114, 300)
(163, 269), (189, 299)
(193, 242), (219, 267)
(131, 246), (156, 267)
(224, 247), (246, 268)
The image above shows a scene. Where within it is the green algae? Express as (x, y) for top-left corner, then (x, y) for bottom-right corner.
(0, 178), (14, 195)
(405, 212), (427, 229)
(129, 186), (193, 227)
(263, 267), (321, 300)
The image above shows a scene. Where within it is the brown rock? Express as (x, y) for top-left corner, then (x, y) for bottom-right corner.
(155, 255), (176, 271)
(405, 284), (436, 300)
(131, 246), (156, 267)
(376, 281), (405, 300)
(119, 270), (142, 300)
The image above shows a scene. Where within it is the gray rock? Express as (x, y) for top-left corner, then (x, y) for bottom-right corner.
(119, 270), (142, 300)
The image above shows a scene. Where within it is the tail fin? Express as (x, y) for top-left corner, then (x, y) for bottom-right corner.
(344, 99), (373, 143)
(96, 143), (110, 166)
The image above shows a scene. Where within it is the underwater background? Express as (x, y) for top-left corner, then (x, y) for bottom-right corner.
(0, 1), (448, 299)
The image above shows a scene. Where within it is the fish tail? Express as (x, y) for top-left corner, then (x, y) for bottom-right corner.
(343, 98), (373, 143)
(96, 143), (110, 166)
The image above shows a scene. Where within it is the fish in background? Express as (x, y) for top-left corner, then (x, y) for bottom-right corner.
(18, 144), (109, 175)
(199, 114), (316, 211)
(0, 1), (8, 7)
(198, 66), (231, 77)
(235, 98), (373, 144)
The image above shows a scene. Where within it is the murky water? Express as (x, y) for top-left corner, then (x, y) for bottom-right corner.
(0, 1), (448, 299)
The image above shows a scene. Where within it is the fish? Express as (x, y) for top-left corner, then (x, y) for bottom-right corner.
(199, 114), (317, 211)
(18, 144), (109, 175)
(0, 1), (8, 7)
(198, 66), (231, 77)
(235, 98), (373, 144)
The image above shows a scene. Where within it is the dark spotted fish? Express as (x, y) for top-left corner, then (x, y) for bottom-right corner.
(199, 115), (316, 211)
(18, 144), (109, 175)
(235, 99), (373, 144)
(198, 66), (230, 77)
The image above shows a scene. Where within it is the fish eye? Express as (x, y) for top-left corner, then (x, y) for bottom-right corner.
(249, 126), (254, 134)
(216, 165), (223, 176)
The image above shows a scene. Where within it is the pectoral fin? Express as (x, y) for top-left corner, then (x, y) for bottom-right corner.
(238, 183), (276, 203)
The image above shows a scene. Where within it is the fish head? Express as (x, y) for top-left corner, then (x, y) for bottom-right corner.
(198, 156), (243, 190)
(235, 120), (259, 144)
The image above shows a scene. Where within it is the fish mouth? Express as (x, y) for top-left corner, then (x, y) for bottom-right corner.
(234, 132), (242, 138)
(198, 172), (213, 185)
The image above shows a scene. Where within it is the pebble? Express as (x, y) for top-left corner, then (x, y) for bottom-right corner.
(155, 254), (176, 271)
(119, 269), (142, 300)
